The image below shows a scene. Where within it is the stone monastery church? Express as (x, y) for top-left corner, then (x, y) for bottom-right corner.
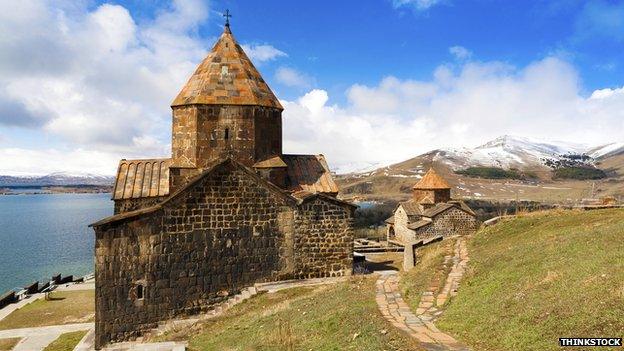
(385, 168), (479, 244)
(91, 22), (355, 348)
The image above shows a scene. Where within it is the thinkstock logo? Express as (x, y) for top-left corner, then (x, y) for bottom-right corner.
(559, 338), (622, 347)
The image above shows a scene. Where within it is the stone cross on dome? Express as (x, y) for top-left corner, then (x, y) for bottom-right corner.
(223, 9), (232, 27)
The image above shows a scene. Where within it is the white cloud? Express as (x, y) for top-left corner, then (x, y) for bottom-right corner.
(0, 148), (123, 176)
(282, 57), (624, 172)
(2, 1), (624, 177)
(449, 46), (472, 60)
(241, 44), (287, 63)
(275, 67), (313, 88)
(0, 0), (208, 151)
(590, 86), (624, 99)
(392, 0), (445, 11)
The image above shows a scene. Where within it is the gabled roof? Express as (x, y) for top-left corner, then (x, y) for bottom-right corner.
(92, 158), (297, 227)
(449, 200), (477, 216)
(413, 168), (451, 190)
(171, 26), (282, 109)
(296, 192), (358, 209)
(407, 218), (432, 230)
(400, 200), (423, 216)
(282, 154), (339, 194)
(421, 201), (477, 219)
(422, 203), (455, 218)
(112, 159), (171, 200)
(253, 156), (287, 168)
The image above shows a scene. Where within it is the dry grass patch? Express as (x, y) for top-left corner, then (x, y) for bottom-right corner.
(0, 337), (20, 351)
(42, 331), (87, 351)
(0, 290), (94, 330)
(400, 238), (455, 309)
(157, 276), (424, 351)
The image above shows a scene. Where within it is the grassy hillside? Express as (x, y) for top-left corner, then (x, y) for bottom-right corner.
(336, 151), (624, 203)
(437, 209), (624, 351)
(156, 276), (423, 351)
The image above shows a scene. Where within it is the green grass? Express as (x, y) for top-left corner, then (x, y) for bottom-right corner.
(0, 337), (20, 351)
(553, 166), (607, 180)
(42, 331), (88, 351)
(400, 239), (455, 310)
(158, 276), (423, 351)
(437, 209), (624, 351)
(0, 290), (94, 330)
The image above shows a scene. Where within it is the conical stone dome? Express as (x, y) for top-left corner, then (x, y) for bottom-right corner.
(171, 26), (283, 109)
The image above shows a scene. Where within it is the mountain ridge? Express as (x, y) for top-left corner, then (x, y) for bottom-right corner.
(0, 172), (115, 187)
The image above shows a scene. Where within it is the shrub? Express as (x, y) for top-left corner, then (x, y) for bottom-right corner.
(552, 166), (606, 180)
(455, 167), (526, 180)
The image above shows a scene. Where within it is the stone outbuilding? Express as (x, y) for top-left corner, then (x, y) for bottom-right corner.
(91, 22), (355, 349)
(385, 168), (479, 244)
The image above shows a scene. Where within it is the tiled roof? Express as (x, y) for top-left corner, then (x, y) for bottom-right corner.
(253, 156), (287, 168)
(413, 168), (451, 190)
(282, 154), (339, 195)
(112, 159), (171, 200)
(400, 200), (423, 216)
(95, 158), (297, 227)
(407, 219), (432, 230)
(419, 201), (477, 219)
(422, 203), (455, 218)
(171, 26), (282, 109)
(449, 200), (477, 216)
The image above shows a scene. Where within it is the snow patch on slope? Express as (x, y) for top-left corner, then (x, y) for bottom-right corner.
(434, 135), (592, 170)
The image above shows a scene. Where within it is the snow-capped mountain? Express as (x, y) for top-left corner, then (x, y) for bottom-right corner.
(0, 172), (115, 186)
(587, 142), (624, 159)
(429, 135), (619, 171)
(332, 161), (385, 175)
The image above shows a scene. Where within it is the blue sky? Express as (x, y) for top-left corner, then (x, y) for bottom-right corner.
(1, 0), (624, 174)
(110, 0), (624, 99)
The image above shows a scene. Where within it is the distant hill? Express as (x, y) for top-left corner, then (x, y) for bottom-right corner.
(0, 172), (115, 187)
(336, 135), (624, 204)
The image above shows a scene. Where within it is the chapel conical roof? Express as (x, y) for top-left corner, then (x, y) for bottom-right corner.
(413, 168), (451, 190)
(171, 26), (283, 109)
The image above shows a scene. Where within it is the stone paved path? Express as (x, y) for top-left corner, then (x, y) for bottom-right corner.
(375, 237), (470, 351)
(0, 323), (94, 351)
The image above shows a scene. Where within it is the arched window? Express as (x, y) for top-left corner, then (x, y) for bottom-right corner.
(137, 284), (144, 300)
(224, 128), (230, 140)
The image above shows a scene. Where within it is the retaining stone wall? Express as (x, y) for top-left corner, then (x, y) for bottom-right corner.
(293, 198), (354, 279)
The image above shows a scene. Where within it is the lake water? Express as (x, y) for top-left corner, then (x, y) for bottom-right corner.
(0, 193), (112, 293)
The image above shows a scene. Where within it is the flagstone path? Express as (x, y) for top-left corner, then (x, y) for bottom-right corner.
(375, 237), (470, 351)
(0, 323), (94, 351)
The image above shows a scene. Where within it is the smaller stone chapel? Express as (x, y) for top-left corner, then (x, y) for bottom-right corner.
(91, 21), (355, 349)
(385, 168), (479, 244)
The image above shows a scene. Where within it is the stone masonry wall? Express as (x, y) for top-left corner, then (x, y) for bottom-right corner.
(414, 207), (479, 240)
(114, 197), (167, 214)
(393, 206), (414, 244)
(293, 197), (354, 279)
(172, 105), (282, 170)
(171, 106), (197, 168)
(94, 163), (295, 348)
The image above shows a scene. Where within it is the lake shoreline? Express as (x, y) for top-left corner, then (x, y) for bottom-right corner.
(0, 193), (112, 293)
(1, 186), (112, 196)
